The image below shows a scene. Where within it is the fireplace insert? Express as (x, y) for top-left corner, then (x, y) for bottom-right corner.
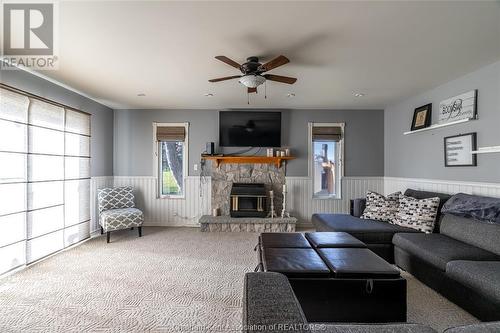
(230, 183), (267, 218)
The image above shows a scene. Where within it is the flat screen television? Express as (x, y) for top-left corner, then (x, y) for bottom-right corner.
(219, 111), (281, 147)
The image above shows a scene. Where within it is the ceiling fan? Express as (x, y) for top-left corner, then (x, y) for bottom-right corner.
(208, 55), (297, 94)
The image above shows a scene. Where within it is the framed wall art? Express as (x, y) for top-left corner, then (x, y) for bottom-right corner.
(410, 103), (432, 131)
(444, 132), (477, 167)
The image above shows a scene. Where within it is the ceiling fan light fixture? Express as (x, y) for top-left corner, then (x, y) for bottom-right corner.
(239, 75), (266, 88)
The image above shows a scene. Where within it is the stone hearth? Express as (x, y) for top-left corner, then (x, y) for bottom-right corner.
(211, 163), (285, 216)
(199, 215), (297, 232)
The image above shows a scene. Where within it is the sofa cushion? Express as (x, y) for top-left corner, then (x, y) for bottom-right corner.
(393, 233), (500, 271)
(393, 195), (440, 233)
(404, 189), (451, 231)
(100, 207), (144, 232)
(440, 214), (500, 256)
(312, 214), (420, 244)
(97, 186), (136, 212)
(361, 191), (401, 223)
(446, 261), (500, 303)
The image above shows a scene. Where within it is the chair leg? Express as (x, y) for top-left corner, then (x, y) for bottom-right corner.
(100, 226), (103, 235)
(138, 226), (142, 237)
(106, 231), (110, 243)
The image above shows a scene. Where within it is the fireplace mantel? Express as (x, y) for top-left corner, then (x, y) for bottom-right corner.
(201, 155), (295, 168)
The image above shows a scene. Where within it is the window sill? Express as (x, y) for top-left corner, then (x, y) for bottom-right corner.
(313, 196), (342, 200)
(158, 195), (185, 200)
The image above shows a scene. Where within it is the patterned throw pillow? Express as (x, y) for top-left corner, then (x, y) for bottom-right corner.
(361, 191), (401, 223)
(393, 195), (440, 233)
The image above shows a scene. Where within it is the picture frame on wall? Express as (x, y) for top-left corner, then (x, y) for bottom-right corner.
(438, 90), (477, 125)
(410, 103), (432, 131)
(444, 132), (477, 167)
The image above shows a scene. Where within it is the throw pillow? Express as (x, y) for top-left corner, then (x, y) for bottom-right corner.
(393, 195), (440, 233)
(361, 191), (401, 223)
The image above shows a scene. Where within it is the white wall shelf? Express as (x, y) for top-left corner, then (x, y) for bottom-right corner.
(403, 117), (474, 135)
(471, 146), (500, 154)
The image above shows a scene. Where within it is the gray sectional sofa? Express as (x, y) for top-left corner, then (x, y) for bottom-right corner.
(243, 272), (500, 333)
(311, 189), (500, 321)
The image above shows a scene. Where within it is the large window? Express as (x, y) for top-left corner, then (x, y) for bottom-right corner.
(309, 123), (344, 199)
(154, 123), (188, 198)
(0, 86), (91, 275)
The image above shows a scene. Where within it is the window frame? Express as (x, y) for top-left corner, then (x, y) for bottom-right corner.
(308, 122), (345, 200)
(153, 122), (189, 199)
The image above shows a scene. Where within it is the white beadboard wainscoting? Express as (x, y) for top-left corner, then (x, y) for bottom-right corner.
(91, 176), (211, 231)
(91, 176), (500, 230)
(91, 176), (384, 229)
(384, 177), (500, 198)
(286, 177), (384, 226)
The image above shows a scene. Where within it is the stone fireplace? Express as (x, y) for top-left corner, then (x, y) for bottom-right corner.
(211, 163), (285, 216)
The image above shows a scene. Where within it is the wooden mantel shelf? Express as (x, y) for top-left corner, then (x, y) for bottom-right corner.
(201, 155), (295, 168)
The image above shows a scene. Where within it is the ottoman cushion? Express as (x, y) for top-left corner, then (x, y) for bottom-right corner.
(318, 248), (400, 278)
(260, 233), (311, 248)
(262, 248), (330, 278)
(306, 232), (366, 248)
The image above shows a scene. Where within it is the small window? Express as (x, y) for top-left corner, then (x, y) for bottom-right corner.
(155, 123), (188, 198)
(309, 123), (344, 199)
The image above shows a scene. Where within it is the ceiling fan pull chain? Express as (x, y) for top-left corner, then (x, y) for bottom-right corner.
(265, 81), (267, 99)
(247, 92), (250, 105)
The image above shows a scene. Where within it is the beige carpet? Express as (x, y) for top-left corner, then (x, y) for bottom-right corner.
(0, 227), (478, 332)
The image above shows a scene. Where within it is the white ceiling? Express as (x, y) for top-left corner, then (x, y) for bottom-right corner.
(32, 1), (500, 109)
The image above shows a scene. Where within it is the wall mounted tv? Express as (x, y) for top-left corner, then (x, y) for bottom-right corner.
(219, 111), (281, 147)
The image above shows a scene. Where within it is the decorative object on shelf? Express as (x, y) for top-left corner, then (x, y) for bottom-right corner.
(212, 207), (220, 217)
(284, 148), (291, 156)
(281, 184), (290, 218)
(438, 90), (477, 125)
(266, 148), (274, 157)
(410, 103), (432, 131)
(444, 132), (477, 167)
(267, 190), (277, 218)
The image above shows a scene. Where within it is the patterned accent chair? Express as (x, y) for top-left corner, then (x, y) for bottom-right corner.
(97, 186), (144, 243)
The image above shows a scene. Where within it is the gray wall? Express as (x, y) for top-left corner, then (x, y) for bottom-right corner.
(0, 68), (114, 177)
(385, 60), (500, 182)
(113, 108), (384, 177)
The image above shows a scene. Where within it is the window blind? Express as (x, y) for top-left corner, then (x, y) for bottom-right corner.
(0, 87), (91, 274)
(156, 126), (186, 141)
(312, 126), (342, 141)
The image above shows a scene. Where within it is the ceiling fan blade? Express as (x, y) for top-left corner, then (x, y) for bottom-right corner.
(260, 55), (290, 72)
(215, 56), (241, 69)
(208, 75), (241, 82)
(264, 74), (297, 84)
(248, 87), (257, 94)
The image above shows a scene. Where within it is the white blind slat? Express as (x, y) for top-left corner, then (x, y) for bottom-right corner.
(28, 99), (64, 130)
(0, 120), (28, 153)
(0, 88), (29, 123)
(65, 109), (90, 135)
(27, 181), (64, 210)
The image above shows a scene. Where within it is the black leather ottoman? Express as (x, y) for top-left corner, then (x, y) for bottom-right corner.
(261, 248), (330, 278)
(260, 232), (311, 248)
(306, 232), (366, 248)
(292, 248), (406, 323)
